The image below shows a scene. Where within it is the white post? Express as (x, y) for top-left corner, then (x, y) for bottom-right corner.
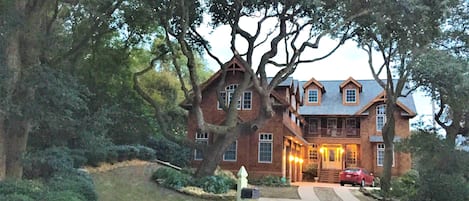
(237, 166), (248, 201)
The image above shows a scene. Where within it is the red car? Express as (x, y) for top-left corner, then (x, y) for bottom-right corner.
(339, 167), (375, 187)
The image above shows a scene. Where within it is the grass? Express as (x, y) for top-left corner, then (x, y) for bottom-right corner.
(91, 163), (204, 201)
(256, 186), (300, 199)
(91, 161), (302, 201)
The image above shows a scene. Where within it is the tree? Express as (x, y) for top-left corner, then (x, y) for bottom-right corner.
(397, 129), (469, 201)
(351, 0), (458, 196)
(0, 0), (147, 179)
(136, 0), (370, 178)
(410, 49), (469, 145)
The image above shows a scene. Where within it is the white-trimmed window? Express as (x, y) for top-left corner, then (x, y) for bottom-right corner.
(223, 141), (237, 161)
(345, 89), (356, 103)
(217, 84), (251, 110)
(308, 89), (318, 103)
(376, 104), (386, 131)
(243, 92), (252, 110)
(377, 143), (394, 167)
(194, 132), (209, 160)
(309, 144), (318, 161)
(258, 133), (273, 163)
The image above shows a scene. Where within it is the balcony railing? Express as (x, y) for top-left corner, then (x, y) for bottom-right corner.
(304, 128), (360, 138)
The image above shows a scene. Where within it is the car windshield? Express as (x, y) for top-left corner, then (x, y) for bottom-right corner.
(344, 168), (360, 173)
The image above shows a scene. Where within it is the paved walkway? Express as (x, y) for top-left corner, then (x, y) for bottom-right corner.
(259, 182), (361, 201)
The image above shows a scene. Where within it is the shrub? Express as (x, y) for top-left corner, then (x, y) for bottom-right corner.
(390, 170), (419, 200)
(84, 147), (108, 167)
(0, 194), (35, 201)
(23, 147), (74, 179)
(41, 190), (85, 201)
(194, 175), (236, 194)
(135, 145), (156, 160)
(105, 146), (118, 164)
(152, 167), (191, 189)
(250, 175), (290, 187)
(0, 179), (44, 200)
(47, 170), (97, 201)
(113, 145), (139, 162)
(70, 149), (87, 168)
(147, 136), (190, 167)
(303, 164), (318, 180)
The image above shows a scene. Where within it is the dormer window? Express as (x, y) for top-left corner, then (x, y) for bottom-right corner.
(340, 77), (361, 105)
(308, 89), (318, 103)
(345, 89), (356, 103)
(303, 77), (325, 106)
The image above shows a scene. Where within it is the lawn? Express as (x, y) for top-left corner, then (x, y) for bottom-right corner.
(256, 186), (300, 199)
(91, 163), (204, 201)
(91, 161), (301, 201)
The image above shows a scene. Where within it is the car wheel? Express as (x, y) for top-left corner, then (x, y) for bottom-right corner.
(340, 182), (344, 186)
(360, 179), (365, 187)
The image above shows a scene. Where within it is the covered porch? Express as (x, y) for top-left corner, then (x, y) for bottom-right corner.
(303, 143), (361, 183)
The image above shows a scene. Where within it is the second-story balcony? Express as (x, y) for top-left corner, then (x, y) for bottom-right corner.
(304, 128), (360, 138)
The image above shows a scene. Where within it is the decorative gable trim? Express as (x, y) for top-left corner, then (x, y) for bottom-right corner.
(179, 56), (248, 109)
(303, 77), (325, 93)
(339, 77), (362, 93)
(355, 91), (417, 117)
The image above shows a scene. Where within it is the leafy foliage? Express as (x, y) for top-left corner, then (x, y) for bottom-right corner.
(46, 170), (98, 201)
(147, 136), (190, 167)
(152, 167), (236, 194)
(396, 130), (469, 201)
(250, 175), (290, 187)
(390, 170), (419, 200)
(152, 167), (191, 189)
(23, 147), (75, 179)
(194, 175), (236, 194)
(0, 180), (45, 201)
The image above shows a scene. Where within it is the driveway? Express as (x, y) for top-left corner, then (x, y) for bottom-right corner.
(259, 182), (376, 201)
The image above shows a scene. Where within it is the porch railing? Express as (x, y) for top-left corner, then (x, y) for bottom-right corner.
(304, 128), (360, 138)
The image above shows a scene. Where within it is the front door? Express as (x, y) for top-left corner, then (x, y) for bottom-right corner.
(322, 145), (343, 169)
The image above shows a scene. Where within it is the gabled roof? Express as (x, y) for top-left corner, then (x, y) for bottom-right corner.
(339, 77), (362, 93)
(298, 79), (417, 116)
(180, 56), (290, 109)
(303, 77), (326, 93)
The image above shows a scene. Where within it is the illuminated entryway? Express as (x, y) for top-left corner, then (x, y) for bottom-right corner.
(320, 144), (344, 169)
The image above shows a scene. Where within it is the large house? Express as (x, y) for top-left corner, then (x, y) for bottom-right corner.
(183, 57), (416, 183)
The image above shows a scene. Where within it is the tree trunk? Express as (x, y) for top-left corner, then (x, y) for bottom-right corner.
(5, 119), (30, 179)
(444, 110), (463, 147)
(195, 132), (240, 178)
(0, 116), (6, 180)
(380, 99), (397, 198)
(195, 142), (226, 178)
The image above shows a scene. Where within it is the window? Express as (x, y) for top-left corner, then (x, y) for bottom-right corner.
(345, 89), (356, 103)
(258, 133), (273, 163)
(376, 104), (386, 131)
(327, 118), (337, 136)
(377, 143), (394, 167)
(308, 89), (318, 103)
(346, 150), (357, 165)
(243, 92), (252, 109)
(194, 132), (209, 160)
(217, 84), (252, 110)
(308, 118), (319, 133)
(345, 118), (357, 136)
(223, 141), (237, 161)
(309, 144), (318, 161)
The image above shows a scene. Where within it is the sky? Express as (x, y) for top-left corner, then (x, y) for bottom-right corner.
(197, 19), (435, 128)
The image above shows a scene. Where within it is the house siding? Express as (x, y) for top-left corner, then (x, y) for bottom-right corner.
(184, 58), (415, 182)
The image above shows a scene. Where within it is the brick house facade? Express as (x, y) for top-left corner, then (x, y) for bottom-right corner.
(183, 57), (416, 182)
